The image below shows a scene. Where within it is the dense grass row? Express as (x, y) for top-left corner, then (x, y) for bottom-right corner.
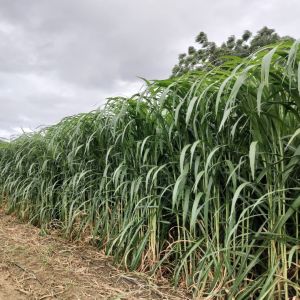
(0, 42), (300, 299)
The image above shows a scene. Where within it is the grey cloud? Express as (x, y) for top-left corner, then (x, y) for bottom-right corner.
(0, 0), (299, 137)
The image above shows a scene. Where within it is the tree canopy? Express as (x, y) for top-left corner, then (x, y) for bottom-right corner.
(172, 26), (294, 77)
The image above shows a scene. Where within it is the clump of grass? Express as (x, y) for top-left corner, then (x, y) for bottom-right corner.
(0, 41), (300, 299)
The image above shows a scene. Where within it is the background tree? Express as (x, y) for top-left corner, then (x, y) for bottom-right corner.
(172, 26), (294, 77)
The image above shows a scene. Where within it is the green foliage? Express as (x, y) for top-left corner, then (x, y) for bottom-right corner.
(1, 41), (300, 299)
(0, 140), (8, 149)
(172, 26), (294, 77)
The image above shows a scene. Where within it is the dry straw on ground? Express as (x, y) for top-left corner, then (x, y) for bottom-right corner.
(0, 209), (188, 300)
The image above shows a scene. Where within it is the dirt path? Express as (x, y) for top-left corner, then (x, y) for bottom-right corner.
(0, 209), (187, 300)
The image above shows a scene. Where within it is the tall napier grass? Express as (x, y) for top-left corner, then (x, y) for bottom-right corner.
(0, 41), (300, 299)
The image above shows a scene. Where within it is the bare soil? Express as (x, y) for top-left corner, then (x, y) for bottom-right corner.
(0, 209), (187, 300)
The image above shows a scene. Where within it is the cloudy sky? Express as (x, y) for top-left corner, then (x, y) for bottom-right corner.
(0, 0), (299, 138)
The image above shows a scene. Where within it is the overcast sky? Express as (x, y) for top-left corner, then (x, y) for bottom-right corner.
(0, 0), (299, 138)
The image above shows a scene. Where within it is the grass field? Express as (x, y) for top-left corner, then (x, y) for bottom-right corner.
(0, 41), (299, 299)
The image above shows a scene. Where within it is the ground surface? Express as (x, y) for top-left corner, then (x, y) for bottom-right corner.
(0, 209), (187, 300)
